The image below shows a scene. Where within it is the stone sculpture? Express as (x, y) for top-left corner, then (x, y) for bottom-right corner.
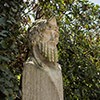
(22, 17), (63, 100)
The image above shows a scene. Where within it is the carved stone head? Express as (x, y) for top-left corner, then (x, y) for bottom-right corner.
(29, 17), (59, 63)
(40, 17), (59, 48)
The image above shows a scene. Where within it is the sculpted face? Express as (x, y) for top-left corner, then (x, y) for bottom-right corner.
(38, 17), (59, 63)
(42, 27), (59, 46)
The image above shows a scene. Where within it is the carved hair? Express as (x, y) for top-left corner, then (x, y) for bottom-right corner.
(29, 19), (47, 45)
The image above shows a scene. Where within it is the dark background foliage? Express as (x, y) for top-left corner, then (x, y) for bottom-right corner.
(0, 0), (100, 100)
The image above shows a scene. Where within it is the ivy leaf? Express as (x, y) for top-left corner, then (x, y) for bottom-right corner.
(0, 55), (10, 62)
(0, 17), (6, 26)
(0, 40), (7, 49)
(0, 30), (9, 37)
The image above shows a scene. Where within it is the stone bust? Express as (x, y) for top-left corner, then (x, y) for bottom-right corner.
(22, 17), (63, 100)
(27, 17), (61, 69)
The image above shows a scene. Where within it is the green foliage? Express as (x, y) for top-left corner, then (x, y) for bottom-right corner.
(0, 0), (29, 99)
(58, 0), (100, 99)
(0, 0), (100, 99)
(0, 65), (19, 99)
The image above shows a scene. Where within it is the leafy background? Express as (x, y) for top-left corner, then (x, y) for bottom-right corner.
(0, 0), (100, 100)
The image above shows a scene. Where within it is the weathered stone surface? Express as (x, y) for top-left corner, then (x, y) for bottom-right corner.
(22, 17), (63, 100)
